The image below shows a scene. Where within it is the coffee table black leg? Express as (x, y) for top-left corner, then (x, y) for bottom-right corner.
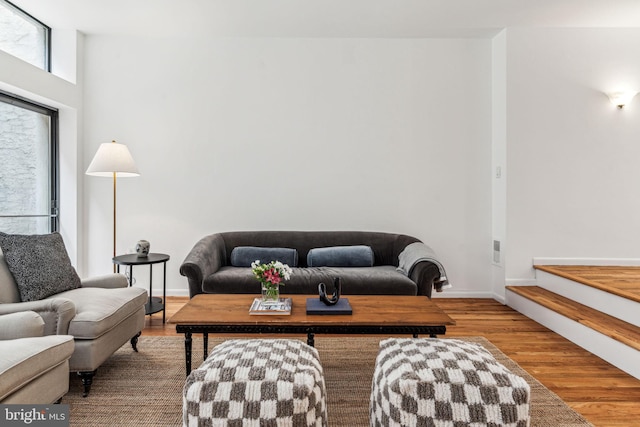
(184, 331), (192, 376)
(413, 333), (438, 338)
(307, 332), (315, 347)
(204, 333), (208, 360)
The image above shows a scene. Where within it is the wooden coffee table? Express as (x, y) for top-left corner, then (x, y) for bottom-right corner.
(169, 294), (456, 374)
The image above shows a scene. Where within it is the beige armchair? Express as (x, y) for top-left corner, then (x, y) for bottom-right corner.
(0, 311), (74, 403)
(0, 247), (147, 397)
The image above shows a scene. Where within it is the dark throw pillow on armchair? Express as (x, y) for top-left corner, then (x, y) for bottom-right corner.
(0, 231), (81, 302)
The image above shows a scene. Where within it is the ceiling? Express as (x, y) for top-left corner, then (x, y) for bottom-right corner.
(10, 0), (640, 38)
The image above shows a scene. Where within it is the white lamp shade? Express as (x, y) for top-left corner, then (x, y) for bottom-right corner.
(86, 142), (140, 177)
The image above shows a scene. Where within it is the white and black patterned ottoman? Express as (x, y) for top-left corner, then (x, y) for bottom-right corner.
(370, 338), (530, 427)
(183, 339), (327, 427)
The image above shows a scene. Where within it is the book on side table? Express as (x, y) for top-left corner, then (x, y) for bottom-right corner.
(249, 297), (292, 315)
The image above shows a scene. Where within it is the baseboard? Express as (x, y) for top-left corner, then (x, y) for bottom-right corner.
(505, 278), (538, 286)
(431, 290), (496, 299)
(533, 257), (640, 266)
(165, 288), (189, 297)
(491, 292), (506, 304)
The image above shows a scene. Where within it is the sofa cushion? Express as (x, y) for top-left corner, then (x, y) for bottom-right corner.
(313, 266), (417, 294)
(50, 286), (148, 339)
(0, 335), (74, 401)
(0, 232), (81, 302)
(230, 246), (298, 267)
(203, 266), (417, 295)
(307, 245), (374, 267)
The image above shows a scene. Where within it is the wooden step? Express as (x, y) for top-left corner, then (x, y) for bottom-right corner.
(534, 265), (640, 303)
(506, 285), (640, 352)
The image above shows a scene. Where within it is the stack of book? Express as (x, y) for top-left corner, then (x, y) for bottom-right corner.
(249, 297), (292, 315)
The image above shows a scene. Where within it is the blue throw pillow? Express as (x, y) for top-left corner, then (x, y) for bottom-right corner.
(307, 245), (374, 267)
(230, 246), (298, 267)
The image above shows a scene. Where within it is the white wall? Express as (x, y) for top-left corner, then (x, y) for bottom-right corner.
(4, 13), (640, 302)
(82, 36), (493, 296)
(506, 28), (640, 281)
(7, 26), (638, 297)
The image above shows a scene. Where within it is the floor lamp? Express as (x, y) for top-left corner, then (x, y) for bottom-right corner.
(86, 140), (140, 272)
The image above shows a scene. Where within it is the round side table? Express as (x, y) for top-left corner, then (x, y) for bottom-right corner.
(112, 253), (170, 323)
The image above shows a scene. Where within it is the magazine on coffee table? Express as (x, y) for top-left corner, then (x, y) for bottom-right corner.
(249, 297), (292, 315)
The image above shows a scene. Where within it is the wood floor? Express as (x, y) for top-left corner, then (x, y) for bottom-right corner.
(144, 297), (640, 427)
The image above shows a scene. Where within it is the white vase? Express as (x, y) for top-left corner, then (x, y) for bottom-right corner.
(135, 240), (150, 257)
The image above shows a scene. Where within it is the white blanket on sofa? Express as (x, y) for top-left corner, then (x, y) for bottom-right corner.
(396, 242), (452, 292)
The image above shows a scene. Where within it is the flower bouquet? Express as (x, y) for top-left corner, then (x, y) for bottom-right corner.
(251, 260), (293, 302)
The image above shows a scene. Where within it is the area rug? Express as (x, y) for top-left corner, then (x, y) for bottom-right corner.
(64, 336), (592, 426)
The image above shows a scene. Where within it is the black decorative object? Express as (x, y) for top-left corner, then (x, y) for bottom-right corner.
(318, 277), (341, 305)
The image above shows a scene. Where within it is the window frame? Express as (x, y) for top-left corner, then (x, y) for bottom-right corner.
(0, 90), (59, 232)
(2, 0), (51, 71)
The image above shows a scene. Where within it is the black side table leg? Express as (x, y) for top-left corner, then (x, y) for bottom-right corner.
(149, 264), (153, 315)
(162, 261), (167, 324)
(307, 332), (315, 347)
(185, 331), (192, 376)
(204, 333), (209, 360)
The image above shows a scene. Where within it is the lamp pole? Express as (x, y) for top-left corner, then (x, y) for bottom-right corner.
(112, 169), (117, 272)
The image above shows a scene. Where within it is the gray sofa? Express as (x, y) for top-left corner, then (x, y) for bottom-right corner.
(180, 231), (449, 299)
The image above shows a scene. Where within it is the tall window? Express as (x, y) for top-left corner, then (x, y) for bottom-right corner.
(0, 92), (58, 233)
(0, 0), (50, 70)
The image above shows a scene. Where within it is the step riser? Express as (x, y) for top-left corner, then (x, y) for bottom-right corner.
(536, 271), (639, 327)
(533, 257), (640, 267)
(507, 290), (640, 380)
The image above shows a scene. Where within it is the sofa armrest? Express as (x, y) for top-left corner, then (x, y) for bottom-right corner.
(81, 273), (128, 289)
(180, 234), (226, 298)
(0, 311), (44, 340)
(410, 261), (441, 299)
(0, 299), (76, 336)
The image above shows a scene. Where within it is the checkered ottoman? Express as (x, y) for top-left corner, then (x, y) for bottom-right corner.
(183, 339), (327, 427)
(370, 338), (530, 427)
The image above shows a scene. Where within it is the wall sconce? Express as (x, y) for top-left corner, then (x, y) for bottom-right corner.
(607, 91), (638, 109)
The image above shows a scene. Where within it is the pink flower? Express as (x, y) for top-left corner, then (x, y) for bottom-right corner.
(263, 268), (281, 285)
